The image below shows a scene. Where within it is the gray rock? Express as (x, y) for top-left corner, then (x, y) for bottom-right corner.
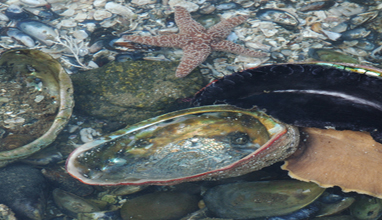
(0, 164), (47, 220)
(71, 60), (206, 124)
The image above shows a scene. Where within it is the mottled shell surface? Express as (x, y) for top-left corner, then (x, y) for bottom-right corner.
(0, 49), (73, 167)
(193, 62), (382, 143)
(66, 105), (299, 185)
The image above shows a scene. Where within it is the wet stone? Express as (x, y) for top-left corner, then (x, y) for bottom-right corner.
(42, 166), (94, 197)
(308, 48), (358, 63)
(0, 164), (47, 220)
(120, 191), (200, 220)
(71, 60), (206, 124)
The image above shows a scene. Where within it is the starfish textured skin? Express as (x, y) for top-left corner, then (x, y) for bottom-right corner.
(123, 6), (268, 78)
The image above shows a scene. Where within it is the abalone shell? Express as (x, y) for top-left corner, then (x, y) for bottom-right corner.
(66, 105), (299, 185)
(192, 62), (382, 143)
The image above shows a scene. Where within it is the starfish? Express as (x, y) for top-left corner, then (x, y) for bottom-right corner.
(122, 6), (268, 78)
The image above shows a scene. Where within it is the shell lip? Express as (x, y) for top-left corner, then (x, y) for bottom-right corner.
(66, 128), (288, 186)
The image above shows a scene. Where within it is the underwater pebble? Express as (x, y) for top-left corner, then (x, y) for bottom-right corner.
(168, 0), (199, 12)
(20, 0), (47, 7)
(256, 8), (299, 28)
(109, 185), (148, 196)
(0, 164), (47, 220)
(17, 20), (57, 46)
(93, 0), (107, 7)
(42, 167), (94, 197)
(74, 12), (88, 22)
(0, 98), (9, 103)
(79, 127), (100, 143)
(4, 117), (25, 124)
(5, 4), (28, 20)
(34, 95), (44, 103)
(0, 204), (16, 220)
(350, 195), (382, 220)
(104, 2), (136, 18)
(60, 8), (75, 17)
(7, 28), (36, 47)
(216, 3), (237, 10)
(59, 19), (77, 28)
(131, 0), (157, 5)
(204, 181), (324, 219)
(94, 9), (112, 20)
(72, 29), (88, 40)
(120, 192), (200, 220)
(53, 188), (100, 218)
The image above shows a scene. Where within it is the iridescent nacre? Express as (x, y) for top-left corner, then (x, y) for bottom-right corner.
(66, 105), (299, 185)
(0, 49), (73, 167)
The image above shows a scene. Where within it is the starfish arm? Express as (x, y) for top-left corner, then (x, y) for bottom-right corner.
(211, 40), (268, 57)
(207, 15), (249, 41)
(123, 34), (189, 48)
(174, 6), (206, 35)
(176, 43), (211, 78)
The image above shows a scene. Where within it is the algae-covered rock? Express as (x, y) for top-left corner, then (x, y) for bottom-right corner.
(308, 49), (358, 63)
(71, 60), (206, 124)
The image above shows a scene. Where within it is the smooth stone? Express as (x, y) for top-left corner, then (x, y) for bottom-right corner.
(0, 164), (47, 220)
(42, 166), (94, 197)
(120, 192), (200, 220)
(204, 180), (324, 219)
(71, 60), (206, 124)
(308, 48), (358, 63)
(52, 189), (100, 218)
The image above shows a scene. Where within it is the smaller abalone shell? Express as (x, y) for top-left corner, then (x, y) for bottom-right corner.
(0, 49), (73, 167)
(203, 180), (325, 219)
(66, 105), (299, 185)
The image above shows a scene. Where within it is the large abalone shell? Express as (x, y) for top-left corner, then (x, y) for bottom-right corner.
(192, 62), (382, 143)
(66, 105), (299, 185)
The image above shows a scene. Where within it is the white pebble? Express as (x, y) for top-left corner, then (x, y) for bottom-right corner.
(131, 0), (157, 5)
(59, 19), (77, 28)
(34, 95), (44, 103)
(94, 0), (107, 7)
(72, 30), (88, 41)
(74, 12), (88, 22)
(20, 0), (47, 6)
(105, 2), (136, 18)
(0, 13), (9, 22)
(168, 0), (199, 12)
(4, 117), (25, 124)
(0, 97), (9, 103)
(93, 9), (112, 20)
(80, 128), (101, 143)
(60, 8), (75, 17)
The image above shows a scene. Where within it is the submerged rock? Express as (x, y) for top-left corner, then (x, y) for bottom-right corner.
(71, 60), (206, 124)
(120, 192), (200, 220)
(0, 164), (47, 220)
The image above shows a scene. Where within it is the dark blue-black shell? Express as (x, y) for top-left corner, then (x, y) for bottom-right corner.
(192, 63), (382, 143)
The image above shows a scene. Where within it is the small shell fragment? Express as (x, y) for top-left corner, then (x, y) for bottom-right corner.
(256, 9), (299, 28)
(17, 20), (57, 46)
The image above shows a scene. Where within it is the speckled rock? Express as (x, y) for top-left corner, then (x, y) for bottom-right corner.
(71, 60), (206, 124)
(120, 192), (200, 220)
(0, 164), (47, 220)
